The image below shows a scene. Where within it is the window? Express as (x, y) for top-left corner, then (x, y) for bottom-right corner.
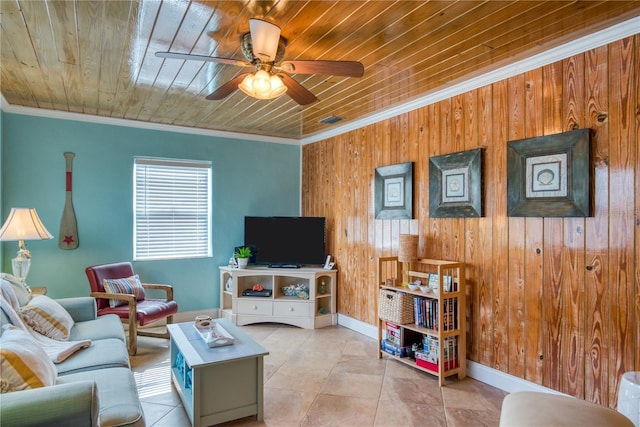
(134, 157), (211, 260)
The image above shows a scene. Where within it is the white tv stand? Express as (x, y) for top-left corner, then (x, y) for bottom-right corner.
(219, 266), (337, 329)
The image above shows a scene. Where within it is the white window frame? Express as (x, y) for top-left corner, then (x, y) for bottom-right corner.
(133, 157), (212, 261)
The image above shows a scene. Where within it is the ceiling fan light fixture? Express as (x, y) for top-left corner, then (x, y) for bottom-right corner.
(252, 69), (272, 93)
(238, 71), (287, 100)
(249, 18), (281, 62)
(268, 74), (286, 95)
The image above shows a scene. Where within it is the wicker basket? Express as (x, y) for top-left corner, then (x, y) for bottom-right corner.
(379, 289), (414, 324)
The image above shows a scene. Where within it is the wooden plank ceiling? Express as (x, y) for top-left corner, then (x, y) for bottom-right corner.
(1, 1), (639, 140)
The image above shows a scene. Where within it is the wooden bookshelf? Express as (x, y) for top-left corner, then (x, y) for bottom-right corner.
(377, 257), (466, 386)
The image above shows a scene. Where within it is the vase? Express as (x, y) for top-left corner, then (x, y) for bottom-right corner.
(236, 258), (249, 269)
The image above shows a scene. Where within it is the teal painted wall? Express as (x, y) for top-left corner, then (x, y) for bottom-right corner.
(1, 113), (300, 311)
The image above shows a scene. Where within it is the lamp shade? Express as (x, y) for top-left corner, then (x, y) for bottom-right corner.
(0, 208), (54, 241)
(398, 234), (418, 263)
(249, 18), (281, 62)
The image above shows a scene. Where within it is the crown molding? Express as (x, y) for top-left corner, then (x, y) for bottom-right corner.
(0, 103), (299, 146)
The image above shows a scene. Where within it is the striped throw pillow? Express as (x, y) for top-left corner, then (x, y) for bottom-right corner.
(0, 327), (57, 393)
(20, 295), (74, 341)
(102, 274), (146, 308)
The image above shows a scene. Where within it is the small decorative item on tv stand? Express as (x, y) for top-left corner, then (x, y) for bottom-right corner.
(242, 284), (272, 297)
(233, 246), (252, 269)
(318, 280), (327, 294)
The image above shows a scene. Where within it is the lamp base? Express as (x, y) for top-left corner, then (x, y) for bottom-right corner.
(11, 244), (32, 293)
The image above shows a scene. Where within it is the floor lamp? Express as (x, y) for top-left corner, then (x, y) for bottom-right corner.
(398, 234), (418, 285)
(0, 208), (54, 292)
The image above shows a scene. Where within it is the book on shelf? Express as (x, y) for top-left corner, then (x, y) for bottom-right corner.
(413, 291), (460, 331)
(380, 339), (411, 357)
(413, 296), (438, 330)
(416, 335), (459, 372)
(383, 321), (401, 345)
(443, 298), (458, 331)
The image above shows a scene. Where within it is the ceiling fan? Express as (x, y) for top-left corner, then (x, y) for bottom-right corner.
(155, 18), (364, 105)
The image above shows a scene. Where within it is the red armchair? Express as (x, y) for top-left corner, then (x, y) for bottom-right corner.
(85, 262), (178, 355)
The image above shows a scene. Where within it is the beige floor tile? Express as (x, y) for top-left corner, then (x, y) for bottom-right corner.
(263, 388), (318, 425)
(264, 349), (295, 380)
(265, 364), (329, 393)
(150, 405), (192, 426)
(441, 378), (507, 412)
(240, 323), (282, 342)
(301, 394), (379, 427)
(299, 333), (351, 354)
(140, 388), (183, 407)
(261, 328), (312, 351)
(444, 407), (502, 427)
(379, 375), (443, 405)
(441, 387), (493, 411)
(375, 400), (447, 427)
(320, 371), (384, 399)
(343, 339), (379, 357)
(285, 349), (341, 372)
(384, 358), (435, 380)
(331, 353), (388, 376)
(140, 401), (178, 426)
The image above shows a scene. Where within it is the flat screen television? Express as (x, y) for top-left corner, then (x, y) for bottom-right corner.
(244, 216), (326, 267)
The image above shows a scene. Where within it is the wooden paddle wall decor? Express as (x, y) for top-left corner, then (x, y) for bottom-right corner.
(59, 152), (79, 249)
(302, 34), (639, 408)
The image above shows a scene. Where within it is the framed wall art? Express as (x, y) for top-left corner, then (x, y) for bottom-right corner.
(507, 128), (591, 217)
(375, 162), (413, 219)
(429, 148), (482, 217)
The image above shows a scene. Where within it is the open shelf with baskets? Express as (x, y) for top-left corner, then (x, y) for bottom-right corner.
(377, 256), (466, 386)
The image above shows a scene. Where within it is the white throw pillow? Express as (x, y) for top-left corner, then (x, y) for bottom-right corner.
(0, 273), (31, 306)
(20, 295), (74, 341)
(0, 326), (57, 393)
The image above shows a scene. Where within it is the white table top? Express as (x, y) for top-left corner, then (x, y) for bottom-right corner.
(168, 319), (269, 368)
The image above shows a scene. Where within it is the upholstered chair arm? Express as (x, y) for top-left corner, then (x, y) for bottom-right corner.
(55, 297), (97, 322)
(0, 381), (99, 427)
(141, 283), (174, 301)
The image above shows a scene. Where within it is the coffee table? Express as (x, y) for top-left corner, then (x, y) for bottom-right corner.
(168, 319), (269, 427)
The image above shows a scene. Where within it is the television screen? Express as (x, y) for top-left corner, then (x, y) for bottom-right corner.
(244, 216), (326, 267)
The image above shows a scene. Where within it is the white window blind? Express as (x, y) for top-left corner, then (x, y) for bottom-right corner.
(134, 157), (212, 260)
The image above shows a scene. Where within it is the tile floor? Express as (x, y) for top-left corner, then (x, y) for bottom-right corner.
(130, 323), (507, 426)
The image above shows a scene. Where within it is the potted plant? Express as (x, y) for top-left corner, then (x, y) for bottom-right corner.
(234, 246), (252, 269)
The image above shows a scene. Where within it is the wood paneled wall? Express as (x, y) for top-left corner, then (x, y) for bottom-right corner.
(302, 35), (639, 406)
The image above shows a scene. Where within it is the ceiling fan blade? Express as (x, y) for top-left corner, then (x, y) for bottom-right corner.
(279, 60), (364, 77)
(249, 19), (281, 62)
(155, 51), (251, 68)
(278, 74), (317, 105)
(205, 74), (250, 100)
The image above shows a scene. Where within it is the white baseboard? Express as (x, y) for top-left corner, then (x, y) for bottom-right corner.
(337, 313), (562, 395)
(337, 313), (379, 337)
(467, 361), (564, 395)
